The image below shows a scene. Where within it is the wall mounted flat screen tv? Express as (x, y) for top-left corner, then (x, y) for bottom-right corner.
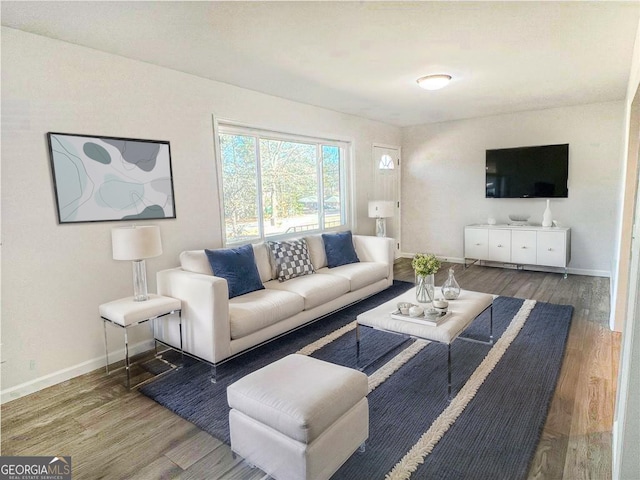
(486, 143), (569, 198)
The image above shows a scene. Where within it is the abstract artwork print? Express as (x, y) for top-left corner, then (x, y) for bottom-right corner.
(47, 132), (176, 223)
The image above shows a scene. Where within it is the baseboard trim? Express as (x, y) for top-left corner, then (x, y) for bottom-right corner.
(1, 339), (155, 404)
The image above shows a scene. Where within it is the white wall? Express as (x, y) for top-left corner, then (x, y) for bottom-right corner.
(401, 102), (624, 276)
(0, 27), (400, 400)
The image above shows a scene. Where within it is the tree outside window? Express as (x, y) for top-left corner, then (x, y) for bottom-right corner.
(219, 128), (348, 244)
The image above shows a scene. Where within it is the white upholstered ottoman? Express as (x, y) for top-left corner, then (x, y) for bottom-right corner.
(227, 354), (369, 480)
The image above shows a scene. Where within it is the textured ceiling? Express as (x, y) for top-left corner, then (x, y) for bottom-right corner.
(2, 1), (639, 126)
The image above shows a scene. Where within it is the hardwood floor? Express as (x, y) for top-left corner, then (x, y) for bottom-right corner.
(1, 261), (619, 479)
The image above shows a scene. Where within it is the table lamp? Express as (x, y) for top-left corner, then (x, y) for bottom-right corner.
(112, 225), (162, 302)
(368, 200), (395, 237)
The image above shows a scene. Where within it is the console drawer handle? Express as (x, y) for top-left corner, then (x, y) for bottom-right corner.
(548, 248), (553, 251)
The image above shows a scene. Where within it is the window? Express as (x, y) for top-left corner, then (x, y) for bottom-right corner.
(218, 125), (349, 244)
(379, 153), (395, 170)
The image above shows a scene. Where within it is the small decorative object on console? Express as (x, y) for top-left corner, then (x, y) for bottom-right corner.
(542, 199), (553, 227)
(441, 267), (461, 300)
(508, 214), (531, 226)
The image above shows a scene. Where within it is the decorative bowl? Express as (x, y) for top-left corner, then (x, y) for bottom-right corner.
(408, 305), (424, 317)
(508, 214), (530, 222)
(432, 299), (449, 309)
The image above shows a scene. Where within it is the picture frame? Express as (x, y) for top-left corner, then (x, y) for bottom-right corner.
(47, 132), (176, 223)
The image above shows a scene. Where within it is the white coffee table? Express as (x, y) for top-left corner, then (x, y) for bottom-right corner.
(356, 287), (494, 399)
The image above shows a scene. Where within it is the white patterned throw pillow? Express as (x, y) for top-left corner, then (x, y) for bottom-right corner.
(267, 239), (315, 282)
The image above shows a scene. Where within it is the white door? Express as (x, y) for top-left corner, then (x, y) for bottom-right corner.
(372, 145), (401, 256)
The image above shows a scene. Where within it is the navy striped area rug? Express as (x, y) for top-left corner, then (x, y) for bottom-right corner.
(141, 281), (573, 480)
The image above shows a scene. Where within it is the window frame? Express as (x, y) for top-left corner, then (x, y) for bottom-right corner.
(213, 119), (353, 246)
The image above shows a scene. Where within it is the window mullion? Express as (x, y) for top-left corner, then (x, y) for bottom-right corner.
(255, 136), (265, 240)
(339, 146), (347, 225)
(317, 144), (324, 230)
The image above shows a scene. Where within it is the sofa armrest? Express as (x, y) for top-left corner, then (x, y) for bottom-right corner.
(157, 267), (231, 364)
(353, 235), (395, 281)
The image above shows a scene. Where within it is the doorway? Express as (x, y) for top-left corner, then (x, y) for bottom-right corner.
(372, 145), (401, 256)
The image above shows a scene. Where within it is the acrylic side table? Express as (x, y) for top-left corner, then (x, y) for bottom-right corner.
(99, 294), (182, 389)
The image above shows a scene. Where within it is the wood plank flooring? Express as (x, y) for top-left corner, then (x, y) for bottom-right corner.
(1, 261), (619, 479)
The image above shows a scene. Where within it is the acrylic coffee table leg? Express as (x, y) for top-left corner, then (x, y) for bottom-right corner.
(355, 323), (361, 368)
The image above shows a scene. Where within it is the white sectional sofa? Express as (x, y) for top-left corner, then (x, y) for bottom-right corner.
(155, 234), (394, 370)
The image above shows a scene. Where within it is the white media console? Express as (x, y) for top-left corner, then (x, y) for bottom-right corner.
(464, 224), (571, 277)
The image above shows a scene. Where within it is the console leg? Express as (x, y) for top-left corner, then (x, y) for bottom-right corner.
(210, 365), (217, 384)
(359, 442), (366, 453)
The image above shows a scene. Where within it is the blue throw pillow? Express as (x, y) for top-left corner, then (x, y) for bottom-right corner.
(322, 231), (360, 268)
(205, 244), (265, 299)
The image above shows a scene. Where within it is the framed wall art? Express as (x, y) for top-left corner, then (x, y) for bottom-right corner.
(47, 132), (176, 223)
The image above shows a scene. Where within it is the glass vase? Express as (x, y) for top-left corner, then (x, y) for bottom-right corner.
(415, 273), (435, 304)
(441, 267), (461, 300)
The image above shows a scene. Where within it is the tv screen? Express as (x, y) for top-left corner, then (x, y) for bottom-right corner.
(486, 144), (569, 198)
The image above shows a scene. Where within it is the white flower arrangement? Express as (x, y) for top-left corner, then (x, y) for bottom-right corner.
(411, 253), (441, 276)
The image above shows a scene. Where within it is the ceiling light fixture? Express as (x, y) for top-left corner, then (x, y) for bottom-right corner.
(416, 74), (452, 91)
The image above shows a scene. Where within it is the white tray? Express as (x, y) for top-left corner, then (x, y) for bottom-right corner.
(390, 309), (451, 326)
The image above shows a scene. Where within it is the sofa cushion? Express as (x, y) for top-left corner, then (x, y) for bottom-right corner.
(179, 250), (212, 275)
(229, 289), (305, 339)
(316, 262), (388, 291)
(304, 234), (328, 270)
(205, 244), (265, 299)
(264, 273), (349, 310)
(252, 243), (273, 283)
(180, 244), (272, 283)
(322, 231), (360, 268)
(267, 239), (315, 282)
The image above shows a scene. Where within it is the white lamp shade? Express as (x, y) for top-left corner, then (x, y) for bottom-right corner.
(368, 200), (395, 218)
(112, 225), (162, 261)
